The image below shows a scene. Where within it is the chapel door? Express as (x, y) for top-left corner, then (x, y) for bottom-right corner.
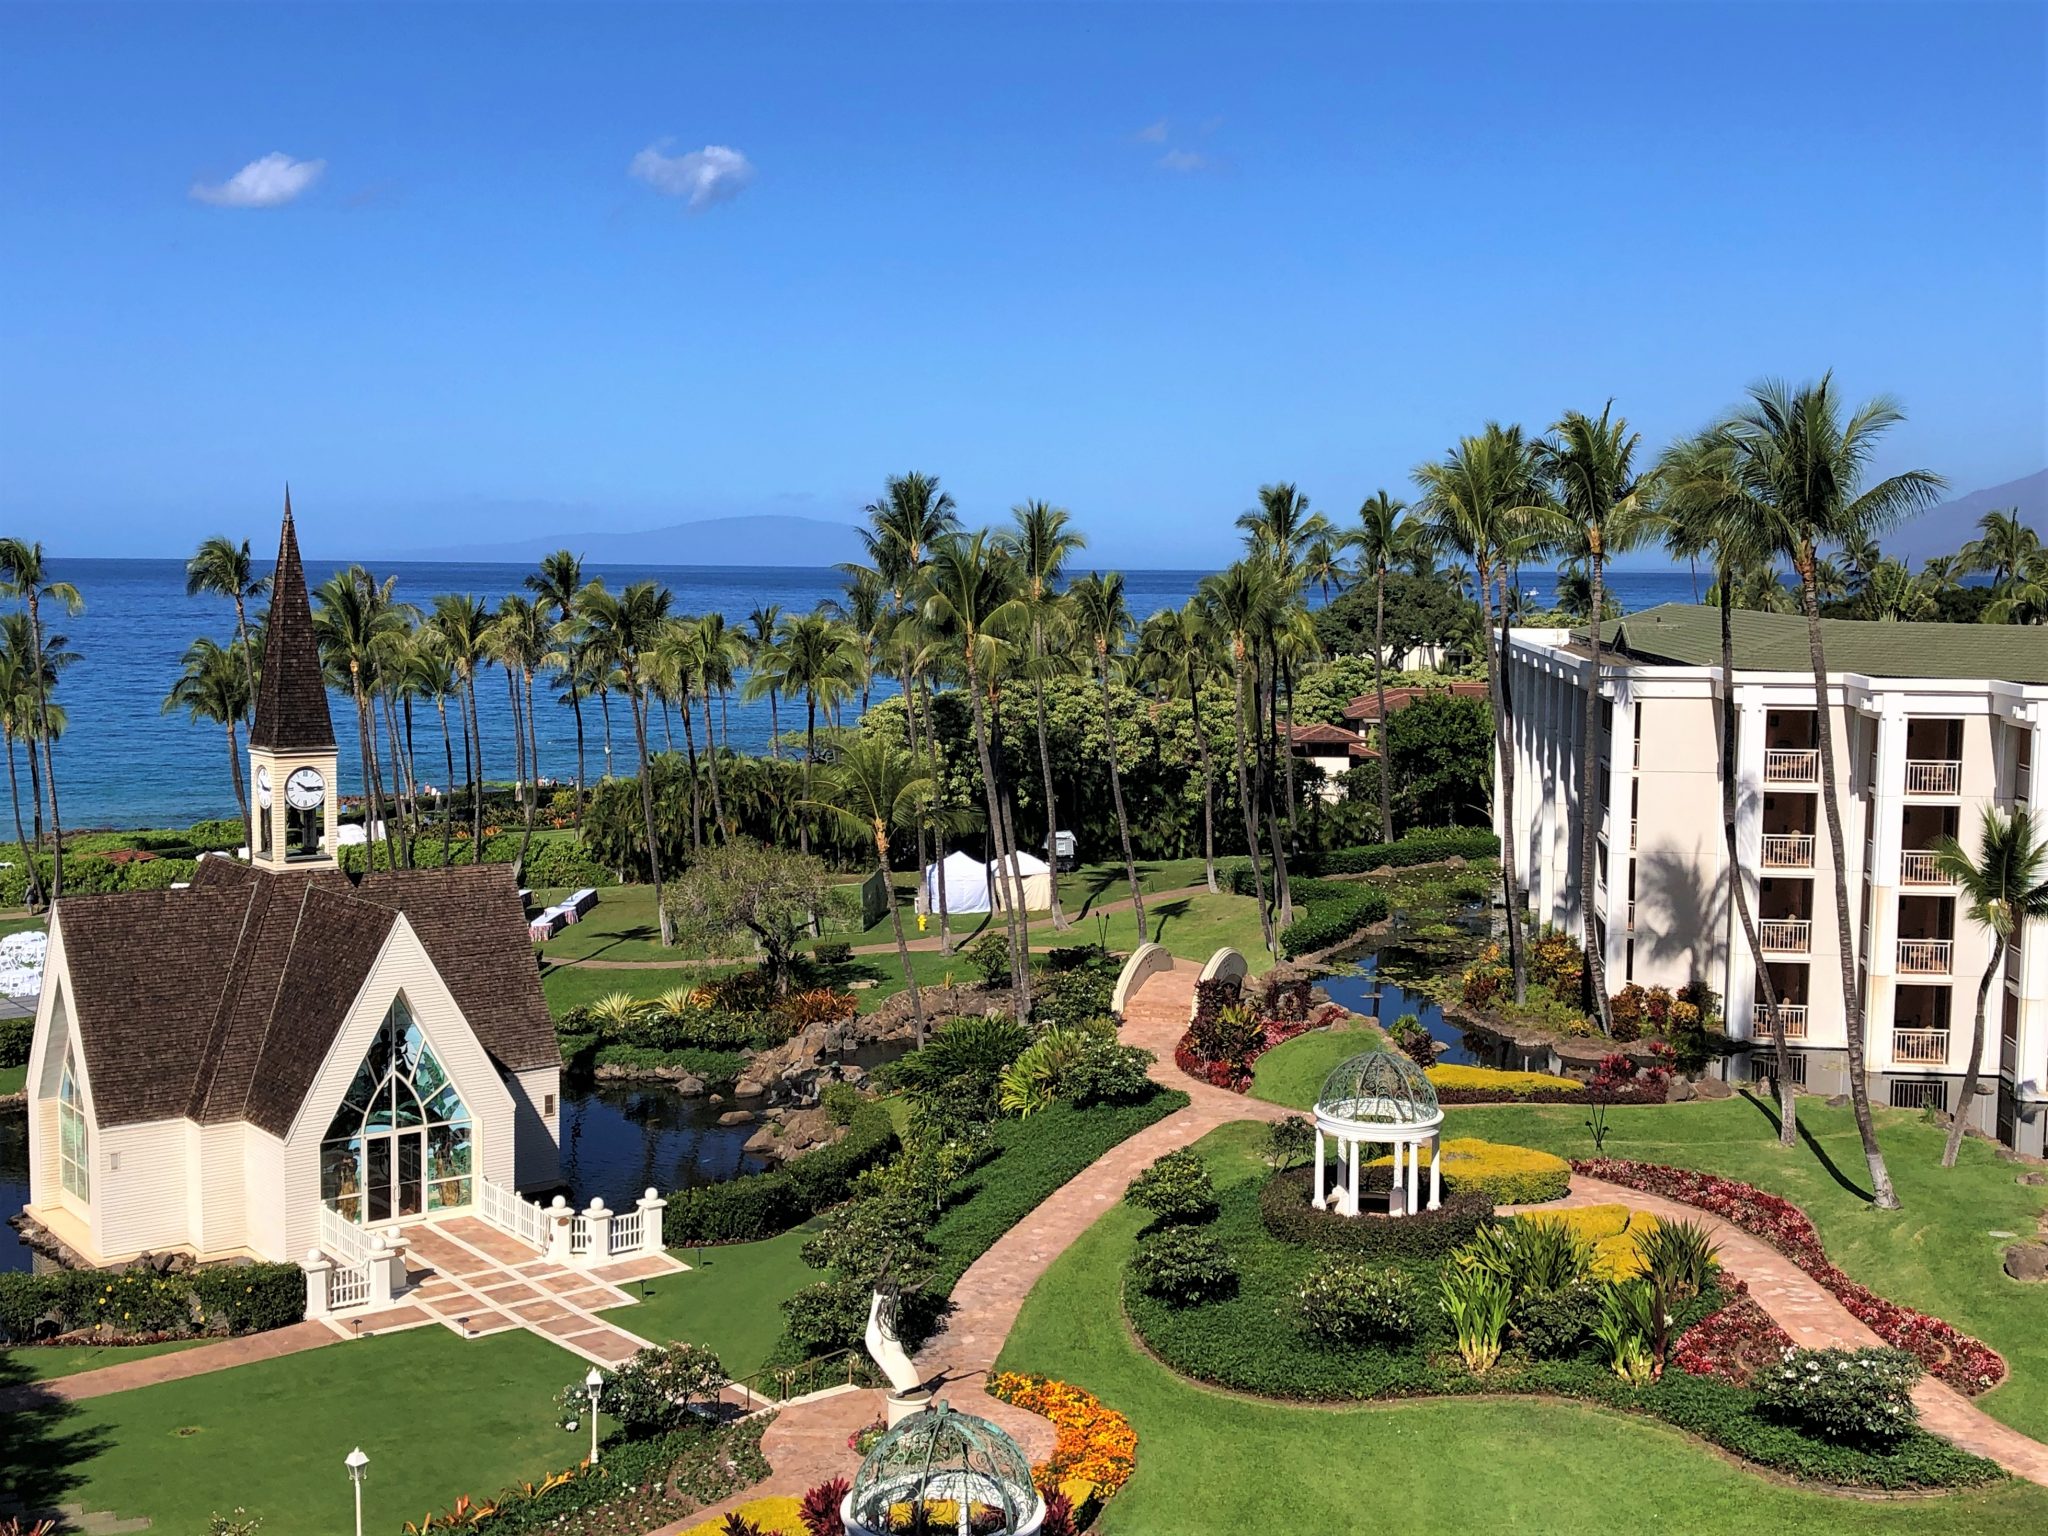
(366, 1138), (393, 1224)
(396, 1131), (425, 1218)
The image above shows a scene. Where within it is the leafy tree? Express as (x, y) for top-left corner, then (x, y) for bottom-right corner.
(580, 579), (678, 942)
(1385, 690), (1492, 831)
(663, 836), (830, 995)
(1312, 572), (1479, 663)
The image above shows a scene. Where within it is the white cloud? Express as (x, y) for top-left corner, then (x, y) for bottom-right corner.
(629, 142), (755, 210)
(191, 152), (326, 208)
(1158, 148), (1208, 173)
(1135, 118), (1169, 143)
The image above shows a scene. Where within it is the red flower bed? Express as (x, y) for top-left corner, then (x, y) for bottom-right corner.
(1673, 1279), (1792, 1386)
(1174, 1004), (1345, 1095)
(1576, 1158), (2006, 1395)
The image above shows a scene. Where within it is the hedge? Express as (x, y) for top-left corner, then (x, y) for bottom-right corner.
(0, 1261), (304, 1345)
(0, 1014), (30, 1070)
(1425, 1064), (1585, 1104)
(1279, 887), (1391, 958)
(1258, 1167), (1495, 1260)
(1308, 826), (1499, 875)
(1373, 1138), (1569, 1205)
(0, 854), (200, 906)
(661, 1101), (899, 1245)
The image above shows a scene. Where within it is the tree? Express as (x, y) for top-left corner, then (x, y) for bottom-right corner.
(1536, 403), (1661, 1031)
(664, 837), (830, 997)
(525, 549), (588, 817)
(492, 593), (552, 882)
(163, 636), (254, 823)
(1726, 374), (1944, 1209)
(1238, 483), (1332, 845)
(1005, 499), (1086, 933)
(1137, 601), (1223, 892)
(428, 594), (493, 859)
(0, 621), (48, 908)
(580, 579), (677, 944)
(1343, 490), (1419, 841)
(1199, 559), (1285, 954)
(1963, 508), (2039, 593)
(744, 605), (785, 758)
(185, 535), (269, 706)
(313, 566), (409, 871)
(772, 611), (863, 856)
(1932, 808), (2048, 1168)
(1312, 571), (1478, 662)
(1069, 572), (1148, 942)
(0, 541), (82, 899)
(1385, 691), (1492, 829)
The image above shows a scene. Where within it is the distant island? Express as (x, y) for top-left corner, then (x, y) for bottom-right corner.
(398, 512), (870, 567)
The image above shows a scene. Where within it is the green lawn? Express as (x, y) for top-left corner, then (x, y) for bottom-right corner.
(627, 1223), (824, 1379)
(0, 1062), (25, 1098)
(996, 1120), (2048, 1535)
(0, 912), (44, 938)
(1248, 1017), (1384, 1108)
(3, 1337), (212, 1382)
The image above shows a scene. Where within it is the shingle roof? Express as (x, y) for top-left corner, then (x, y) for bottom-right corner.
(1342, 681), (1488, 722)
(1289, 722), (1364, 747)
(248, 496), (336, 751)
(57, 858), (554, 1131)
(1599, 604), (2048, 685)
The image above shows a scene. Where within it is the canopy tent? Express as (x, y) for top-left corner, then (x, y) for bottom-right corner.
(920, 850), (1056, 915)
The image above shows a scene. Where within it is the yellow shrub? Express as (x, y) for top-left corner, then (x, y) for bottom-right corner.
(1371, 1138), (1571, 1204)
(678, 1496), (805, 1536)
(1426, 1064), (1583, 1096)
(1515, 1203), (1660, 1278)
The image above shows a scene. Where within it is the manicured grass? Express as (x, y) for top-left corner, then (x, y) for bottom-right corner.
(3, 1337), (212, 1382)
(0, 1062), (25, 1098)
(1248, 1017), (1384, 1108)
(0, 912), (44, 938)
(1442, 1095), (2048, 1442)
(996, 1122), (2048, 1535)
(20, 1327), (596, 1536)
(626, 1223), (825, 1379)
(539, 961), (727, 1018)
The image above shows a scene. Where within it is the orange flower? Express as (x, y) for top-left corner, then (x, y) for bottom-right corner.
(988, 1373), (1136, 1496)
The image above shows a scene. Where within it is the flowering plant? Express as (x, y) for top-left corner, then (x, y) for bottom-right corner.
(1756, 1346), (1921, 1443)
(1672, 1280), (1792, 1386)
(988, 1372), (1137, 1498)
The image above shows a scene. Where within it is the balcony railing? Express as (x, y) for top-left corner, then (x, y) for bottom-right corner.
(1904, 759), (1962, 796)
(1751, 1002), (1808, 1039)
(1761, 834), (1816, 869)
(1896, 938), (1953, 975)
(1892, 1028), (1950, 1065)
(1899, 850), (1948, 886)
(1764, 748), (1820, 785)
(1759, 919), (1811, 953)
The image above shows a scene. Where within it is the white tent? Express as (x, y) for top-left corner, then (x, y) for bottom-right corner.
(920, 850), (1055, 915)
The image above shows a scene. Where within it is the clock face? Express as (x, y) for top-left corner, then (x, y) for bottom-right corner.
(284, 767), (326, 812)
(256, 766), (272, 810)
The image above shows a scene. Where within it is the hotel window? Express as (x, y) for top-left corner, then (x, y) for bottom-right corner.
(58, 1048), (89, 1201)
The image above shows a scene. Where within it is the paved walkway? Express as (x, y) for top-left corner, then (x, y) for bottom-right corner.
(0, 1320), (341, 1410)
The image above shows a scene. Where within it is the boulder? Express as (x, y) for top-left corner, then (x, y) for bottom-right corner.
(717, 1109), (756, 1127)
(708, 1093), (726, 1107)
(743, 1124), (781, 1155)
(675, 1075), (707, 1098)
(2019, 1171), (2047, 1187)
(1693, 1076), (1735, 1101)
(2005, 1243), (2048, 1282)
(1665, 1076), (1695, 1103)
(1824, 1093), (1851, 1109)
(733, 1079), (767, 1100)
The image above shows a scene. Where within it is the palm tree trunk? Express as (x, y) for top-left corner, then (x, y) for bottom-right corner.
(1481, 557), (1529, 1004)
(1230, 650), (1275, 955)
(28, 593), (63, 901)
(1945, 936), (2001, 1168)
(597, 684), (615, 777)
(353, 688), (387, 872)
(905, 668), (930, 879)
(515, 668), (539, 884)
(678, 692), (702, 852)
(436, 695), (457, 868)
(1578, 552), (1612, 1032)
(768, 687), (781, 759)
(628, 686), (673, 945)
(4, 734), (39, 911)
(878, 827), (927, 1045)
(701, 690), (728, 839)
(568, 684), (587, 820)
(466, 674), (486, 859)
(1191, 683), (1219, 893)
(1280, 658), (1301, 839)
(233, 595), (258, 709)
(1717, 577), (1796, 1146)
(965, 671), (1030, 1020)
(1098, 661), (1145, 941)
(1374, 566), (1394, 842)
(800, 693), (817, 856)
(25, 722), (45, 892)
(227, 723), (249, 826)
(382, 692), (416, 868)
(1032, 679), (1068, 931)
(1796, 543), (1900, 1210)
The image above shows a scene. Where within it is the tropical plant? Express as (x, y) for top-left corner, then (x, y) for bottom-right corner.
(0, 539), (82, 898)
(1342, 489), (1417, 841)
(995, 1024), (1090, 1117)
(525, 548), (589, 815)
(163, 636), (255, 823)
(185, 533), (269, 704)
(579, 579), (677, 941)
(1593, 1279), (1659, 1385)
(1122, 1147), (1217, 1224)
(665, 838), (830, 997)
(1437, 1263), (1510, 1374)
(1757, 1346), (1921, 1443)
(1129, 1225), (1236, 1305)
(1069, 571), (1146, 940)
(312, 565), (411, 870)
(1632, 1217), (1721, 1301)
(1296, 1256), (1417, 1345)
(1005, 499), (1086, 931)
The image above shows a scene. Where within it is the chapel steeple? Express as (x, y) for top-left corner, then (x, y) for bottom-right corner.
(248, 491), (338, 868)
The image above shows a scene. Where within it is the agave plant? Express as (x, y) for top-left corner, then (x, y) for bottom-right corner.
(585, 990), (650, 1033)
(650, 983), (700, 1021)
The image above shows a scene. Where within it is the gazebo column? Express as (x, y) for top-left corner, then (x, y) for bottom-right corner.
(1312, 1127), (1326, 1208)
(1428, 1137), (1442, 1210)
(1386, 1140), (1402, 1215)
(1406, 1137), (1421, 1215)
(1347, 1136), (1361, 1217)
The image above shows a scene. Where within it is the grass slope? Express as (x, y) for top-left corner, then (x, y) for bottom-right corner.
(996, 1121), (2048, 1535)
(1248, 1017), (1385, 1108)
(626, 1221), (824, 1379)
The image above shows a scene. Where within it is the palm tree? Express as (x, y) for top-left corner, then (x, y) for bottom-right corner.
(1004, 500), (1086, 932)
(1070, 572), (1147, 942)
(922, 530), (1033, 1017)
(1343, 490), (1417, 842)
(1414, 424), (1547, 1002)
(312, 567), (408, 871)
(1860, 558), (1937, 622)
(185, 535), (270, 705)
(0, 542), (84, 899)
(1726, 374), (1945, 1210)
(1199, 559), (1284, 954)
(1963, 508), (2039, 593)
(526, 550), (588, 817)
(773, 611), (863, 857)
(406, 634), (462, 864)
(163, 636), (254, 823)
(745, 605), (785, 757)
(695, 611), (748, 832)
(805, 736), (945, 1043)
(1138, 601), (1223, 892)
(1659, 427), (1800, 1147)
(427, 594), (493, 860)
(1536, 403), (1660, 1031)
(650, 618), (706, 849)
(1237, 483), (1333, 839)
(0, 628), (44, 908)
(1933, 808), (2048, 1168)
(580, 579), (677, 944)
(493, 593), (552, 881)
(1987, 549), (2048, 625)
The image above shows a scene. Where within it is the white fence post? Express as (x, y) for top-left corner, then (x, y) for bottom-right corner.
(364, 1234), (397, 1309)
(302, 1250), (333, 1322)
(546, 1195), (575, 1265)
(584, 1197), (612, 1266)
(637, 1188), (667, 1258)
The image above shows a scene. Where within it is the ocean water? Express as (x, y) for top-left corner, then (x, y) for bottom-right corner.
(29, 559), (1700, 829)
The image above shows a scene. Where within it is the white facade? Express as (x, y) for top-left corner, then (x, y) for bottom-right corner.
(1501, 624), (2048, 1147)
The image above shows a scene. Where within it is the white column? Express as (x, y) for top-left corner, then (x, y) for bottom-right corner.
(1603, 678), (1633, 985)
(1536, 670), (1558, 924)
(1727, 692), (1767, 1042)
(302, 1251), (333, 1322)
(1347, 1137), (1361, 1217)
(363, 1234), (398, 1309)
(1867, 704), (1908, 1066)
(1313, 1127), (1326, 1207)
(1428, 1139), (1442, 1210)
(584, 1197), (613, 1265)
(2017, 719), (2048, 1109)
(1405, 1135), (1420, 1215)
(637, 1189), (667, 1258)
(546, 1194), (575, 1265)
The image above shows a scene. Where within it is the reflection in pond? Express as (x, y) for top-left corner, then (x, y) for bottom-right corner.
(1, 1108), (30, 1271)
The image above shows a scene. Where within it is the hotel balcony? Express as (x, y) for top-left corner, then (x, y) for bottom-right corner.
(1899, 804), (1959, 887)
(1764, 748), (1821, 786)
(1759, 919), (1812, 955)
(1751, 1001), (1809, 1039)
(1899, 850), (1951, 887)
(1896, 939), (1953, 975)
(1893, 1027), (1951, 1064)
(1896, 892), (1954, 975)
(1762, 834), (1816, 870)
(1904, 760), (1963, 797)
(1892, 983), (1953, 1066)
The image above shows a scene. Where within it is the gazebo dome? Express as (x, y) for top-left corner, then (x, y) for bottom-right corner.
(1315, 1046), (1441, 1127)
(843, 1401), (1045, 1536)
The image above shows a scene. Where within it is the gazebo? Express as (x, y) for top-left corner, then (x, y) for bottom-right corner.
(1311, 1047), (1445, 1218)
(842, 1401), (1045, 1536)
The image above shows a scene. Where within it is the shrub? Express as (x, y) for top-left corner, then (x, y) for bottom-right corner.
(603, 1341), (727, 1435)
(1387, 1013), (1434, 1068)
(1259, 1168), (1495, 1260)
(1515, 1204), (1660, 1281)
(997, 1026), (1091, 1118)
(965, 930), (1011, 987)
(520, 840), (610, 890)
(799, 1478), (849, 1535)
(1279, 887), (1391, 958)
(1054, 1036), (1155, 1107)
(1373, 1138), (1569, 1205)
(664, 1102), (898, 1245)
(1130, 1226), (1237, 1306)
(1265, 1115), (1315, 1171)
(1593, 1279), (1660, 1385)
(1030, 949), (1122, 1032)
(1296, 1256), (1417, 1345)
(1438, 1264), (1510, 1373)
(1674, 1283), (1792, 1386)
(1185, 1001), (1264, 1070)
(0, 1261), (304, 1344)
(819, 1080), (865, 1127)
(188, 1264), (305, 1335)
(811, 941), (854, 967)
(1425, 1064), (1585, 1103)
(1758, 1347), (1921, 1444)
(988, 1371), (1138, 1498)
(1634, 1218), (1721, 1302)
(782, 988), (858, 1026)
(0, 1013), (32, 1070)
(1123, 1148), (1217, 1225)
(1512, 1282), (1603, 1360)
(1306, 827), (1501, 875)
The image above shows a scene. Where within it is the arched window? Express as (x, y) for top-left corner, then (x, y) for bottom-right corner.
(319, 996), (472, 1223)
(58, 1047), (89, 1201)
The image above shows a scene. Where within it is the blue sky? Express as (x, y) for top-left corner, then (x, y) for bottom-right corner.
(2, 1), (2042, 569)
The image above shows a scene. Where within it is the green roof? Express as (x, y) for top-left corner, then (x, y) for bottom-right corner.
(1595, 604), (2048, 685)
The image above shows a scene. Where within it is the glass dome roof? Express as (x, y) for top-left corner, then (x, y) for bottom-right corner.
(846, 1402), (1041, 1536)
(1315, 1046), (1441, 1126)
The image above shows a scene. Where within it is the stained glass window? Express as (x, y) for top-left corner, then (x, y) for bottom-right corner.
(319, 996), (472, 1222)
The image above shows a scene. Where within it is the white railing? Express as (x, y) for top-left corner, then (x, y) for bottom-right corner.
(1751, 1002), (1808, 1039)
(479, 1178), (549, 1250)
(1904, 759), (1962, 796)
(1899, 850), (1947, 886)
(568, 1213), (592, 1256)
(609, 1209), (645, 1256)
(1761, 834), (1816, 869)
(1897, 939), (1953, 974)
(328, 1260), (371, 1311)
(1893, 1028), (1950, 1065)
(1764, 748), (1820, 784)
(320, 1205), (369, 1266)
(1759, 919), (1811, 953)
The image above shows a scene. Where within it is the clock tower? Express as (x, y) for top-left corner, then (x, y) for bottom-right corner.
(248, 492), (338, 870)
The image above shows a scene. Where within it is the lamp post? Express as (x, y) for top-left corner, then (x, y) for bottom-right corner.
(584, 1366), (604, 1465)
(345, 1447), (369, 1536)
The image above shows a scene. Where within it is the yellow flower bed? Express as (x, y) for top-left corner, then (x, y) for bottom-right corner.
(677, 1495), (805, 1535)
(1426, 1064), (1582, 1096)
(990, 1371), (1136, 1501)
(1370, 1138), (1571, 1205)
(1515, 1203), (1661, 1279)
